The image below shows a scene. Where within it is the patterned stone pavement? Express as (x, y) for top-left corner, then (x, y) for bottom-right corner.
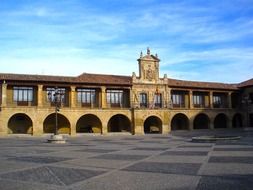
(0, 129), (253, 190)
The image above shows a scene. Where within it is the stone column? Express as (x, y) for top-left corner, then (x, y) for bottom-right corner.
(209, 120), (214, 129)
(167, 87), (171, 108)
(1, 82), (7, 107)
(189, 90), (193, 109)
(32, 112), (44, 136)
(227, 117), (233, 128)
(130, 89), (133, 108)
(228, 92), (232, 109)
(189, 117), (194, 130)
(209, 91), (213, 109)
(70, 121), (77, 136)
(101, 86), (107, 109)
(37, 85), (43, 107)
(70, 86), (76, 108)
(134, 112), (144, 135)
(101, 122), (108, 135)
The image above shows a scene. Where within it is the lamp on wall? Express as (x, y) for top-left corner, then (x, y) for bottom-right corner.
(47, 87), (66, 143)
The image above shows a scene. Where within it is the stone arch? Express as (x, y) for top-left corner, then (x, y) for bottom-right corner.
(214, 113), (228, 128)
(171, 113), (189, 130)
(144, 116), (162, 134)
(193, 113), (210, 129)
(8, 113), (33, 134)
(107, 114), (131, 132)
(76, 114), (102, 133)
(43, 113), (70, 134)
(232, 113), (243, 128)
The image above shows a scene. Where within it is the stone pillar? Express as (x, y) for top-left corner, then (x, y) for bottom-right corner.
(130, 89), (134, 108)
(70, 122), (77, 136)
(162, 125), (169, 134)
(189, 90), (193, 109)
(70, 86), (76, 108)
(101, 122), (108, 135)
(134, 125), (144, 135)
(134, 113), (144, 135)
(37, 85), (43, 107)
(228, 92), (232, 109)
(227, 117), (233, 128)
(33, 113), (44, 136)
(210, 122), (214, 129)
(167, 87), (171, 108)
(101, 86), (107, 109)
(189, 117), (194, 130)
(1, 83), (7, 107)
(209, 91), (213, 109)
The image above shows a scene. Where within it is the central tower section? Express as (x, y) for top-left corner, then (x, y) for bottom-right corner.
(138, 48), (160, 82)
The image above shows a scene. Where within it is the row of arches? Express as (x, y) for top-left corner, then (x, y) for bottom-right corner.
(8, 113), (133, 134)
(7, 112), (244, 135)
(171, 113), (243, 130)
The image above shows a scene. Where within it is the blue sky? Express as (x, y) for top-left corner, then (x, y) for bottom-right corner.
(0, 0), (253, 83)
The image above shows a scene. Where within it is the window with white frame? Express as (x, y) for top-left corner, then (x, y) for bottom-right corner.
(106, 89), (123, 106)
(13, 87), (33, 102)
(77, 89), (96, 105)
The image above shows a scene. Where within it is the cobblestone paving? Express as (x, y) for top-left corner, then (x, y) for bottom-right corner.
(0, 129), (253, 190)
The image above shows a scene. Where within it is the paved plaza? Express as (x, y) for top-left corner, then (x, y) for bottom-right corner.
(0, 129), (253, 190)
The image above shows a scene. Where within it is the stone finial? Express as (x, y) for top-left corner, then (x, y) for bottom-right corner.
(155, 53), (158, 58)
(147, 47), (150, 55)
(132, 72), (136, 77)
(140, 51), (143, 58)
(164, 74), (167, 79)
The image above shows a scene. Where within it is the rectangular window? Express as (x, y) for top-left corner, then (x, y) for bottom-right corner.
(213, 94), (227, 108)
(106, 89), (123, 107)
(213, 95), (222, 107)
(13, 87), (34, 104)
(139, 93), (148, 107)
(171, 93), (185, 108)
(193, 94), (204, 107)
(77, 89), (96, 106)
(46, 88), (66, 104)
(154, 93), (162, 108)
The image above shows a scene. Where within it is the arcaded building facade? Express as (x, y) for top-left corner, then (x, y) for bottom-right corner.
(0, 49), (253, 136)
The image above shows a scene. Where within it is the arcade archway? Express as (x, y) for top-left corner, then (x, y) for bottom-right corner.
(214, 113), (227, 128)
(8, 113), (33, 134)
(76, 114), (102, 133)
(43, 113), (70, 134)
(144, 116), (162, 134)
(107, 114), (131, 132)
(171, 113), (189, 130)
(193, 113), (210, 129)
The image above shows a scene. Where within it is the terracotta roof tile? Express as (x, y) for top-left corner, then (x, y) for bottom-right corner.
(167, 78), (238, 90)
(238, 78), (253, 88)
(0, 73), (75, 83)
(0, 72), (132, 86)
(0, 72), (247, 90)
(76, 73), (132, 85)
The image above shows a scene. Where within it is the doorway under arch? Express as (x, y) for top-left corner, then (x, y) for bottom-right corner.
(171, 113), (189, 130)
(8, 113), (33, 134)
(144, 116), (162, 134)
(43, 113), (70, 134)
(232, 113), (243, 128)
(107, 114), (131, 132)
(76, 114), (102, 133)
(214, 113), (227, 128)
(193, 113), (210, 129)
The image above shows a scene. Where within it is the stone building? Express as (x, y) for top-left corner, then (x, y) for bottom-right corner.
(0, 48), (253, 136)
